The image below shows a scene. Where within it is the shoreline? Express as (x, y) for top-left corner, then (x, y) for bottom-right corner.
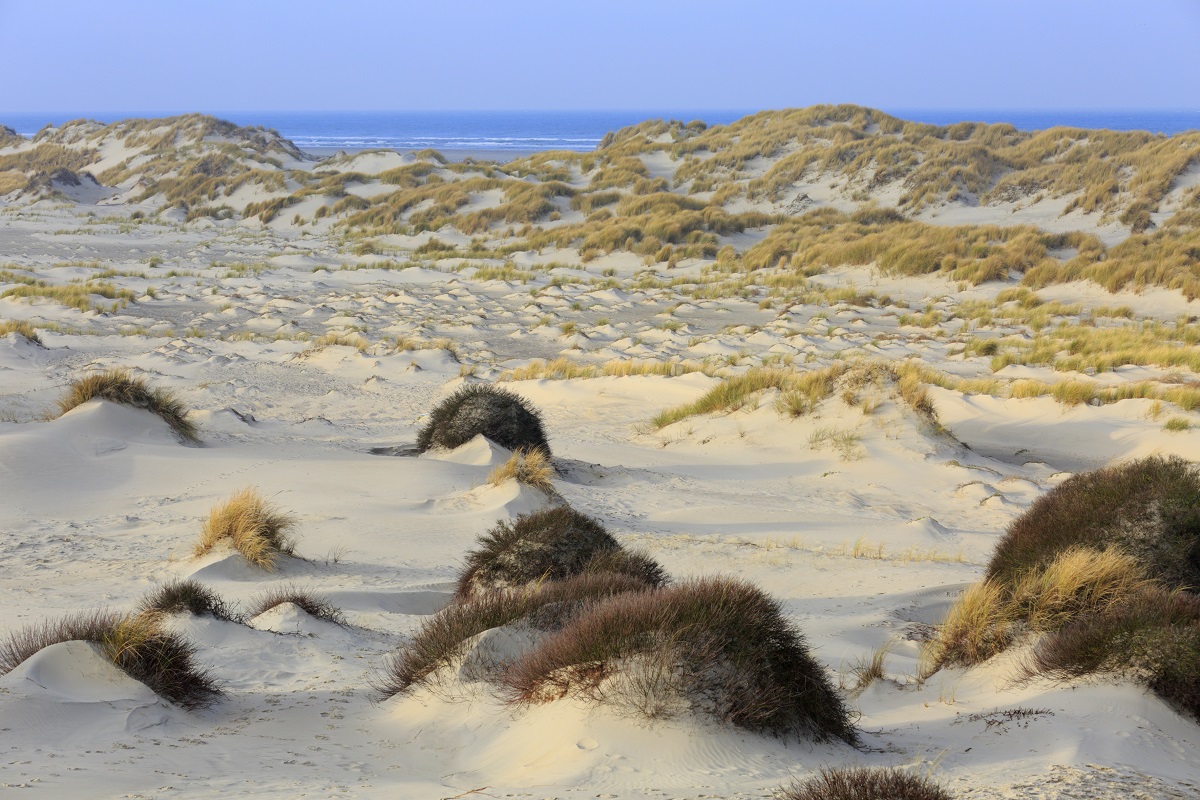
(302, 146), (559, 162)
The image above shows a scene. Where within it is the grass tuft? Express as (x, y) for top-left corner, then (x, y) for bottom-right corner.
(139, 580), (237, 622)
(0, 610), (221, 710)
(57, 368), (199, 443)
(193, 487), (297, 571)
(244, 585), (346, 625)
(0, 319), (42, 344)
(486, 447), (555, 492)
(782, 766), (954, 800)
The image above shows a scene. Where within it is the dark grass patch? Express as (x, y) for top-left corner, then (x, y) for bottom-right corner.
(1027, 585), (1200, 718)
(0, 610), (221, 710)
(783, 767), (954, 800)
(377, 572), (649, 699)
(416, 384), (550, 455)
(987, 455), (1200, 591)
(245, 585), (346, 625)
(140, 580), (238, 622)
(502, 577), (857, 743)
(57, 368), (200, 444)
(455, 506), (667, 598)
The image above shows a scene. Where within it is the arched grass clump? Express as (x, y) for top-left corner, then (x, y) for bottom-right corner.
(0, 319), (41, 345)
(416, 384), (550, 455)
(245, 585), (346, 625)
(503, 577), (856, 743)
(194, 487), (297, 571)
(140, 580), (237, 622)
(783, 767), (954, 800)
(377, 572), (650, 698)
(987, 456), (1200, 591)
(0, 610), (221, 710)
(57, 368), (199, 444)
(455, 506), (667, 598)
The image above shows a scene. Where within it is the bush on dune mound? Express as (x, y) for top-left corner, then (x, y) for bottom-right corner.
(987, 455), (1200, 590)
(245, 585), (346, 625)
(377, 572), (651, 698)
(455, 506), (667, 599)
(57, 368), (200, 444)
(928, 456), (1200, 719)
(193, 486), (297, 571)
(140, 579), (237, 622)
(417, 384), (550, 456)
(783, 767), (955, 800)
(0, 610), (221, 710)
(503, 577), (857, 743)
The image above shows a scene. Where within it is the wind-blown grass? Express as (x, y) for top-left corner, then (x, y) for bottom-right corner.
(57, 368), (199, 443)
(193, 487), (297, 571)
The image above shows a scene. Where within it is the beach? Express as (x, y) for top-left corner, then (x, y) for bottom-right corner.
(1, 107), (1199, 799)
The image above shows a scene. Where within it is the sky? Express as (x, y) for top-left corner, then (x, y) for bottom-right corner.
(1, 0), (1198, 113)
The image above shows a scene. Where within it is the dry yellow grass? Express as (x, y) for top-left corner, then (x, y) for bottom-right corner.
(194, 487), (297, 570)
(927, 547), (1148, 672)
(56, 368), (198, 443)
(0, 319), (41, 344)
(486, 447), (555, 492)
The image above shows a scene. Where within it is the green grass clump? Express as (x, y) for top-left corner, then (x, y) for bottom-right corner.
(1, 281), (137, 312)
(57, 368), (199, 443)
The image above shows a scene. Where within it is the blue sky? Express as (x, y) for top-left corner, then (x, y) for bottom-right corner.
(1, 0), (1197, 112)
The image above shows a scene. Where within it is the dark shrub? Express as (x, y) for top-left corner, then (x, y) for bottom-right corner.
(245, 585), (346, 625)
(784, 766), (954, 800)
(416, 384), (550, 455)
(377, 572), (649, 698)
(0, 610), (221, 710)
(456, 506), (667, 598)
(1029, 585), (1200, 718)
(502, 577), (856, 743)
(987, 456), (1200, 591)
(140, 580), (237, 622)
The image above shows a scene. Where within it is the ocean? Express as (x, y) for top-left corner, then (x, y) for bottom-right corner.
(2, 109), (1199, 153)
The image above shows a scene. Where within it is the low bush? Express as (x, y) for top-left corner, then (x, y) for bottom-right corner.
(930, 547), (1148, 669)
(1027, 586), (1200, 718)
(416, 384), (550, 456)
(455, 506), (667, 598)
(783, 766), (954, 800)
(502, 577), (856, 742)
(140, 580), (237, 622)
(193, 487), (297, 571)
(0, 610), (221, 710)
(244, 585), (346, 625)
(377, 572), (650, 698)
(57, 368), (199, 443)
(987, 456), (1200, 592)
